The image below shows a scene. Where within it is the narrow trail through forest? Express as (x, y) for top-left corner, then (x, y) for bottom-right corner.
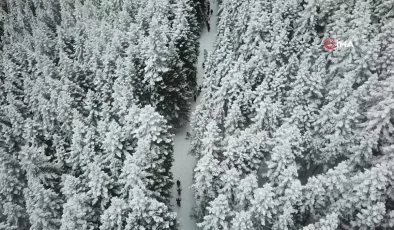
(170, 1), (218, 229)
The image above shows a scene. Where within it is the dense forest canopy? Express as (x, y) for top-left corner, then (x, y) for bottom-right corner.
(0, 0), (207, 229)
(190, 0), (394, 229)
(1, 0), (394, 229)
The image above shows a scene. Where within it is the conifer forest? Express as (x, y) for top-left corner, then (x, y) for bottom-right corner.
(1, 0), (394, 229)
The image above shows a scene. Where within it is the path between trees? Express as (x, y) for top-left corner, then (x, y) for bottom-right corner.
(170, 1), (218, 229)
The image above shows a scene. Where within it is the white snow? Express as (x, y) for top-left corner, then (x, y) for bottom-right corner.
(170, 1), (218, 229)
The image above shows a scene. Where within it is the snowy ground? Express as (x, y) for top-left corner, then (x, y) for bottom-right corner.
(170, 1), (218, 229)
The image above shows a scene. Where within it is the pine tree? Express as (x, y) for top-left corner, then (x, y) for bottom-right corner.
(197, 194), (232, 230)
(302, 212), (339, 230)
(132, 105), (174, 204)
(0, 117), (29, 229)
(139, 9), (191, 129)
(172, 0), (199, 93)
(192, 120), (224, 220)
(221, 128), (265, 175)
(101, 154), (177, 230)
(100, 105), (177, 229)
(20, 141), (62, 230)
(264, 123), (303, 230)
(0, 2), (36, 228)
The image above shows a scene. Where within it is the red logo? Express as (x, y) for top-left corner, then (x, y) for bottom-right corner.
(324, 38), (336, 50)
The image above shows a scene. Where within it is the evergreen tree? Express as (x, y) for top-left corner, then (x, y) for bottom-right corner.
(132, 105), (174, 204)
(192, 121), (224, 221)
(172, 0), (199, 93)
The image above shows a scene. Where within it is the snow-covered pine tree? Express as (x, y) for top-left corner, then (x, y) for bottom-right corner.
(61, 109), (110, 229)
(139, 9), (189, 129)
(302, 212), (339, 230)
(99, 104), (176, 229)
(0, 3), (31, 225)
(172, 0), (199, 95)
(197, 194), (233, 230)
(0, 1), (64, 228)
(100, 143), (177, 230)
(20, 126), (63, 230)
(0, 115), (29, 229)
(131, 105), (174, 204)
(239, 0), (271, 87)
(60, 159), (113, 229)
(374, 11), (394, 81)
(192, 120), (224, 221)
(263, 123), (303, 229)
(221, 128), (266, 175)
(60, 175), (93, 230)
(230, 174), (259, 230)
(285, 48), (326, 176)
(191, 0), (209, 27)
